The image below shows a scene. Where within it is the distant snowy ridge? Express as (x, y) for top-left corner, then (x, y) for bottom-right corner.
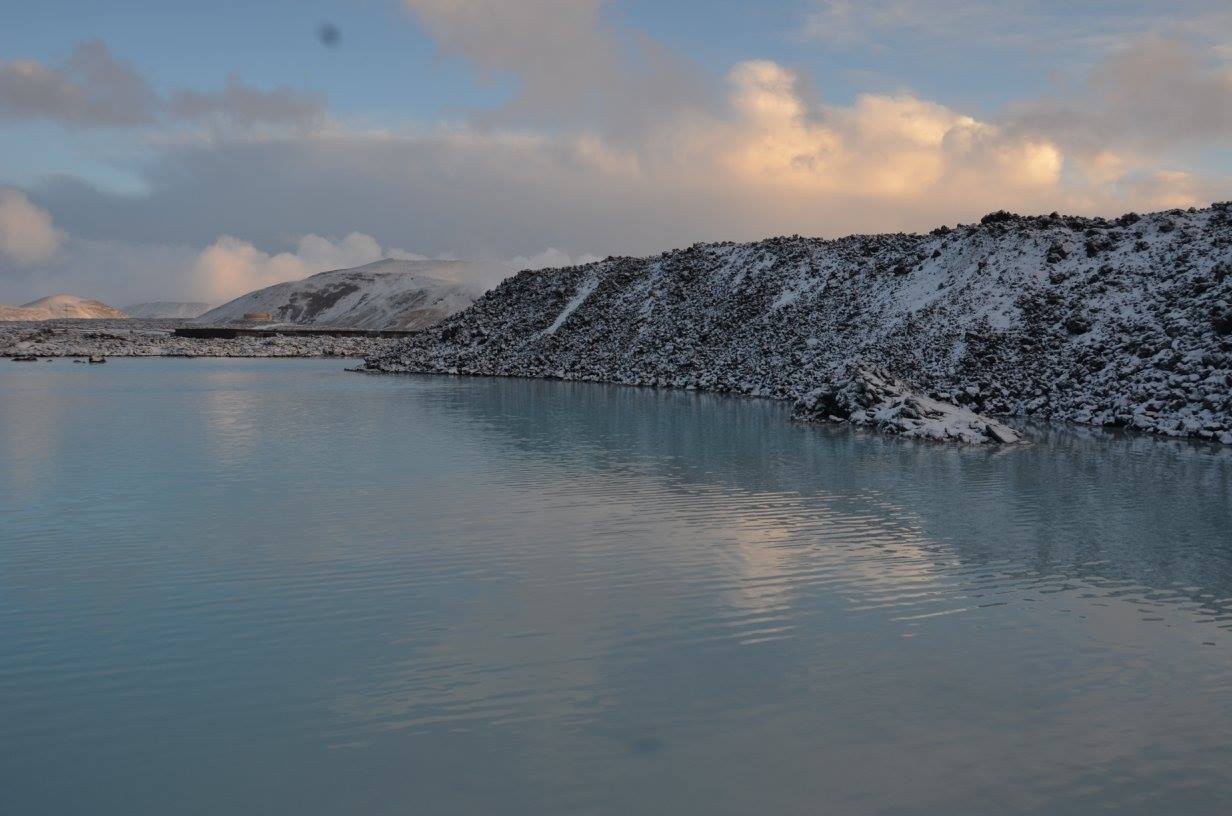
(0, 294), (128, 321)
(196, 259), (482, 330)
(124, 302), (212, 319)
(367, 203), (1232, 445)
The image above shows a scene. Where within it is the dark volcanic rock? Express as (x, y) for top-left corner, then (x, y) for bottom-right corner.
(791, 366), (1023, 444)
(367, 204), (1232, 445)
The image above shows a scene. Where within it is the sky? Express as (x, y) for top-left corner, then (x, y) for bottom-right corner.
(1, 0), (1231, 305)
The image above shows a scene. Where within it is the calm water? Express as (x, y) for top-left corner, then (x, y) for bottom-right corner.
(2, 358), (1231, 815)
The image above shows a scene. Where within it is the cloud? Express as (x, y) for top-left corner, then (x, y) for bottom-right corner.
(2, 237), (199, 306)
(0, 188), (61, 265)
(191, 232), (405, 302)
(1114, 169), (1216, 211)
(802, 1), (1232, 55)
(167, 77), (325, 128)
(192, 236), (322, 302)
(402, 0), (710, 137)
(509, 247), (603, 270)
(0, 224), (398, 305)
(167, 233), (602, 303)
(8, 17), (1232, 308)
(25, 54), (1223, 278)
(662, 60), (1063, 203)
(0, 40), (324, 130)
(1006, 36), (1232, 156)
(0, 198), (599, 305)
(0, 40), (158, 127)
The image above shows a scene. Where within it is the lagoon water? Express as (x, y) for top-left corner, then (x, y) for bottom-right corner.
(2, 358), (1231, 815)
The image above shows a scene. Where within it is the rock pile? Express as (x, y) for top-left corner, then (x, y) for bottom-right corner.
(364, 203), (1232, 445)
(791, 366), (1024, 444)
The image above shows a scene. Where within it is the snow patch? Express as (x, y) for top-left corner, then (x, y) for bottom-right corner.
(792, 366), (1023, 444)
(539, 275), (599, 337)
(0, 294), (128, 321)
(196, 259), (481, 330)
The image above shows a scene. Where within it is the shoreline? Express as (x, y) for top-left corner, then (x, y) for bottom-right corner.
(353, 364), (1232, 451)
(363, 205), (1232, 447)
(1, 318), (406, 359)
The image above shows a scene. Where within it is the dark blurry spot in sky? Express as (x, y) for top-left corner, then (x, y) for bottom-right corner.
(317, 23), (341, 48)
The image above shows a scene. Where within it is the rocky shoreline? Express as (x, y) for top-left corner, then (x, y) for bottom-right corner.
(792, 366), (1024, 444)
(1, 319), (403, 358)
(365, 204), (1232, 445)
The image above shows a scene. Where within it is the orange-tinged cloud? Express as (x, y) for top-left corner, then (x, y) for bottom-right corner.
(0, 188), (61, 265)
(678, 60), (1066, 204)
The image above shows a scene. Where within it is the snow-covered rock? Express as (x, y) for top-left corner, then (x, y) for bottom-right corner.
(792, 366), (1023, 444)
(367, 203), (1232, 445)
(123, 302), (212, 319)
(0, 294), (128, 321)
(0, 319), (403, 358)
(196, 259), (482, 330)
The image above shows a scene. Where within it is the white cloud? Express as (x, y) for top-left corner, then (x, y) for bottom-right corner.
(0, 188), (61, 265)
(191, 232), (395, 302)
(192, 234), (599, 301)
(0, 205), (600, 304)
(402, 0), (709, 136)
(659, 60), (1063, 202)
(508, 247), (602, 270)
(8, 14), (1232, 309)
(23, 59), (1227, 292)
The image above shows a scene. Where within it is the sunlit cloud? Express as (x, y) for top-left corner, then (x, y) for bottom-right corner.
(3, 3), (1232, 304)
(0, 188), (60, 265)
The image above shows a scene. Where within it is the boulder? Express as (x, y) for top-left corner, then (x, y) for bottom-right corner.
(792, 366), (1025, 445)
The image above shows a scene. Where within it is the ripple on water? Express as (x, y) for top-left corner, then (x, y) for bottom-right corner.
(1, 359), (1230, 815)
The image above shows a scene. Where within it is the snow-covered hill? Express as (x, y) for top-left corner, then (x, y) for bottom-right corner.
(0, 294), (128, 321)
(196, 259), (482, 330)
(367, 204), (1232, 445)
(123, 302), (212, 319)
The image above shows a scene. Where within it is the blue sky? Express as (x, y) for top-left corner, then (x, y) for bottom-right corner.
(1, 1), (1230, 303)
(5, 0), (494, 116)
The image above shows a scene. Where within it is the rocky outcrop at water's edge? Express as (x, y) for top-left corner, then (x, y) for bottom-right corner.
(792, 366), (1024, 444)
(363, 203), (1232, 445)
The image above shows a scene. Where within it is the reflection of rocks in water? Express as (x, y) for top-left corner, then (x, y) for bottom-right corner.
(424, 376), (1232, 621)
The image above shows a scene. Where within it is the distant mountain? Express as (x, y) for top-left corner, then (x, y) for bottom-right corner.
(367, 203), (1232, 445)
(123, 302), (213, 319)
(0, 294), (129, 321)
(196, 259), (483, 330)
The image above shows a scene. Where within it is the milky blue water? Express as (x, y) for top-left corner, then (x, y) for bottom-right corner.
(2, 358), (1231, 815)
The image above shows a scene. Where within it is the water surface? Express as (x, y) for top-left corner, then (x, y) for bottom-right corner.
(2, 358), (1231, 815)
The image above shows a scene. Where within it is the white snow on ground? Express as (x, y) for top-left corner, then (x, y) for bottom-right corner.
(367, 204), (1232, 445)
(196, 259), (481, 330)
(0, 320), (403, 358)
(792, 366), (1023, 444)
(0, 294), (128, 321)
(539, 275), (598, 337)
